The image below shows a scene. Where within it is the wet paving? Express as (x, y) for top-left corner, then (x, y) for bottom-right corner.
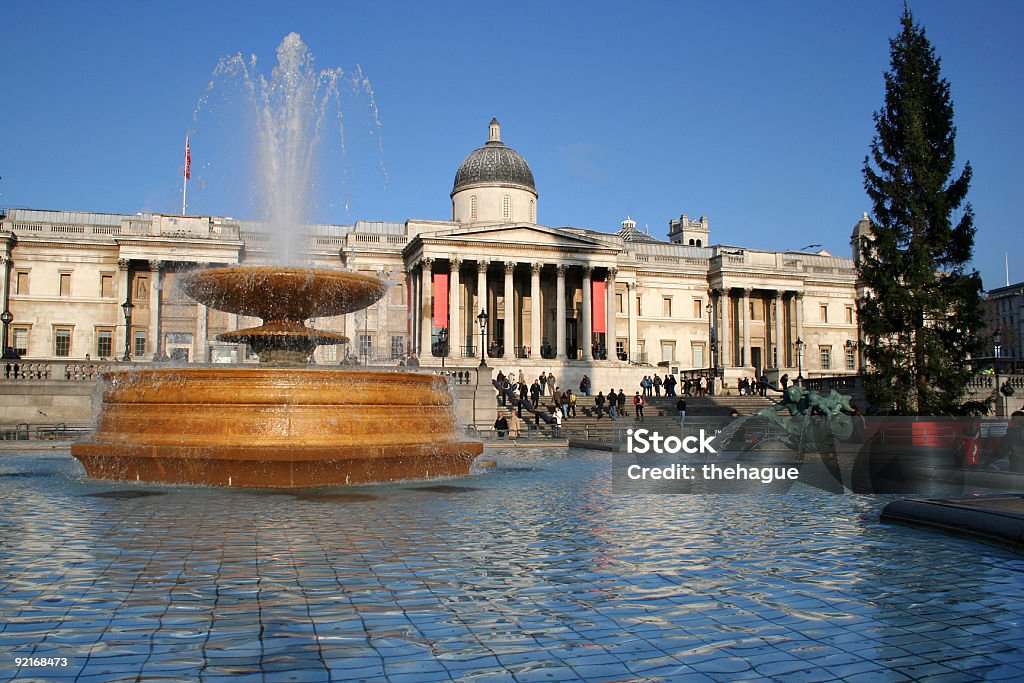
(1, 449), (1023, 682)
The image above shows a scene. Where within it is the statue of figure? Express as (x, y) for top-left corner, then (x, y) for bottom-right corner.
(754, 385), (855, 456)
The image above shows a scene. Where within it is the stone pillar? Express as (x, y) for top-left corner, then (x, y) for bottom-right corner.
(741, 288), (751, 368)
(627, 282), (638, 362)
(795, 293), (804, 352)
(555, 264), (567, 359)
(530, 263), (541, 358)
(405, 268), (414, 356)
(475, 261), (488, 357)
(149, 260), (162, 359)
(721, 288), (731, 368)
(774, 291), (785, 368)
(606, 268), (617, 360)
(421, 258), (434, 360)
(581, 266), (593, 360)
(503, 261), (515, 359)
(449, 258), (461, 358)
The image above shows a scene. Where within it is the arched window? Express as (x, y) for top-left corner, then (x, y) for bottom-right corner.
(529, 199), (535, 223)
(470, 195), (478, 220)
(688, 239), (695, 246)
(502, 195), (511, 221)
(696, 239), (702, 247)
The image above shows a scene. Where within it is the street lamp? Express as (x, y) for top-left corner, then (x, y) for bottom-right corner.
(706, 301), (715, 396)
(1, 309), (13, 359)
(994, 328), (1003, 417)
(477, 309), (488, 368)
(121, 300), (134, 362)
(438, 327), (449, 369)
(795, 337), (804, 386)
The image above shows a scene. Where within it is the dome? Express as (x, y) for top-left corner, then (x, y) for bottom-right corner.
(452, 118), (536, 196)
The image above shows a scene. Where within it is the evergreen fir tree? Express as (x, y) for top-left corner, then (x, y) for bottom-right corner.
(858, 7), (984, 415)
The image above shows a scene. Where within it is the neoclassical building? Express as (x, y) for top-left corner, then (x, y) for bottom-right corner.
(0, 119), (863, 389)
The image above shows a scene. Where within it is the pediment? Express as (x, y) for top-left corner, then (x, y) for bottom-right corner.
(426, 224), (614, 251)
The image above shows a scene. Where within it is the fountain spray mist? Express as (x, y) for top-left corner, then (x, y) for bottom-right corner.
(193, 33), (385, 265)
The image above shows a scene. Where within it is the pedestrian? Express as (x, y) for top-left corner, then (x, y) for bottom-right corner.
(552, 406), (563, 436)
(4, 363), (10, 380)
(493, 412), (509, 439)
(634, 392), (645, 421)
(568, 390), (577, 418)
(539, 371), (547, 396)
(781, 373), (789, 390)
(617, 389), (627, 418)
(595, 391), (606, 419)
(530, 380), (541, 408)
(579, 375), (591, 397)
(677, 397), (687, 428)
(518, 381), (529, 418)
(653, 374), (662, 397)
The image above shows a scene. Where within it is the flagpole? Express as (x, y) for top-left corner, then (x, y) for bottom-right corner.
(182, 133), (190, 216)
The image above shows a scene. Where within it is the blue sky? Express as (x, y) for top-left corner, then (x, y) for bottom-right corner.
(2, 1), (1021, 289)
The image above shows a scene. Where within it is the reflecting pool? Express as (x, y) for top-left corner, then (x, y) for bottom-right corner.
(2, 448), (1023, 682)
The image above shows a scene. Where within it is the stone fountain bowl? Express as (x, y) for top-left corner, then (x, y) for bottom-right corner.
(180, 266), (387, 321)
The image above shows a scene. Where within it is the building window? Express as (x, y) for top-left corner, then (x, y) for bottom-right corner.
(845, 306), (854, 324)
(470, 195), (478, 220)
(693, 299), (702, 318)
(661, 341), (675, 363)
(391, 283), (405, 306)
(59, 273), (72, 297)
(845, 347), (856, 371)
(391, 335), (404, 360)
(636, 295), (642, 316)
(820, 304), (828, 323)
(502, 195), (511, 220)
(692, 343), (705, 369)
(616, 339), (625, 360)
(134, 330), (147, 357)
(749, 300), (762, 320)
(696, 239), (702, 247)
(616, 293), (623, 313)
(15, 271), (29, 295)
(12, 327), (29, 356)
(101, 274), (114, 298)
(663, 297), (672, 317)
(359, 334), (373, 358)
(55, 327), (73, 357)
(135, 276), (149, 300)
(529, 199), (535, 222)
(820, 346), (831, 371)
(96, 329), (113, 358)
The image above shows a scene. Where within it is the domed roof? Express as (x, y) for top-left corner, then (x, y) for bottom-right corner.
(452, 118), (536, 195)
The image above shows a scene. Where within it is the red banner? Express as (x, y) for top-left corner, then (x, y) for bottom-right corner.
(592, 280), (606, 333)
(433, 272), (448, 328)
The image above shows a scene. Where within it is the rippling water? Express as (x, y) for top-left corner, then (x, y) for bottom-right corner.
(1, 449), (1023, 681)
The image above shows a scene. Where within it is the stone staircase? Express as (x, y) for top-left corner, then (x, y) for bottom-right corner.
(498, 393), (779, 444)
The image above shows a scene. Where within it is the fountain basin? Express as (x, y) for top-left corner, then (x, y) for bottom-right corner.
(72, 368), (483, 488)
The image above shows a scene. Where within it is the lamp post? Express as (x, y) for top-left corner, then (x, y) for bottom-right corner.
(795, 337), (804, 387)
(706, 301), (715, 396)
(477, 309), (488, 368)
(1, 309), (12, 359)
(438, 327), (449, 369)
(994, 328), (1002, 417)
(121, 300), (134, 362)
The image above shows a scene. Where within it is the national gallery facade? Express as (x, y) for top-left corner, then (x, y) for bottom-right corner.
(0, 119), (863, 388)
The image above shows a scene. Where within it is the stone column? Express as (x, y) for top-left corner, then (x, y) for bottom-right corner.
(503, 261), (515, 359)
(421, 258), (434, 360)
(476, 260), (488, 356)
(449, 258), (461, 358)
(606, 268), (617, 359)
(774, 291), (785, 368)
(405, 268), (414, 356)
(530, 263), (541, 358)
(195, 303), (208, 364)
(118, 259), (132, 359)
(741, 288), (751, 368)
(795, 293), (804, 352)
(721, 288), (731, 368)
(149, 260), (162, 359)
(555, 264), (567, 359)
(581, 266), (593, 360)
(627, 281), (638, 362)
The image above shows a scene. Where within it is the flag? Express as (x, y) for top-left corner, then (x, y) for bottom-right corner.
(184, 136), (191, 180)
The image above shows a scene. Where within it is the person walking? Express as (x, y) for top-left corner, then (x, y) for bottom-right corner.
(634, 392), (645, 421)
(653, 374), (662, 397)
(579, 375), (591, 397)
(617, 389), (627, 419)
(547, 373), (556, 396)
(530, 380), (541, 408)
(568, 390), (577, 418)
(539, 371), (547, 396)
(595, 391), (606, 419)
(677, 397), (687, 429)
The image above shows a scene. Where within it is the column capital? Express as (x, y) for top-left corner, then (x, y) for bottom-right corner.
(477, 259), (489, 272)
(742, 287), (753, 296)
(531, 262), (542, 275)
(0, 255), (11, 265)
(421, 257), (434, 269)
(148, 259), (163, 272)
(794, 292), (804, 301)
(607, 267), (618, 277)
(626, 281), (637, 291)
(504, 261), (516, 274)
(118, 259), (130, 271)
(582, 265), (594, 277)
(450, 257), (462, 269)
(556, 264), (567, 276)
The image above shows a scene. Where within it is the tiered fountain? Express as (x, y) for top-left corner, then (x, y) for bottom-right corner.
(71, 34), (482, 487)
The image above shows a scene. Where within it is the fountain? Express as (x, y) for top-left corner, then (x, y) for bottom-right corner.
(70, 34), (483, 487)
